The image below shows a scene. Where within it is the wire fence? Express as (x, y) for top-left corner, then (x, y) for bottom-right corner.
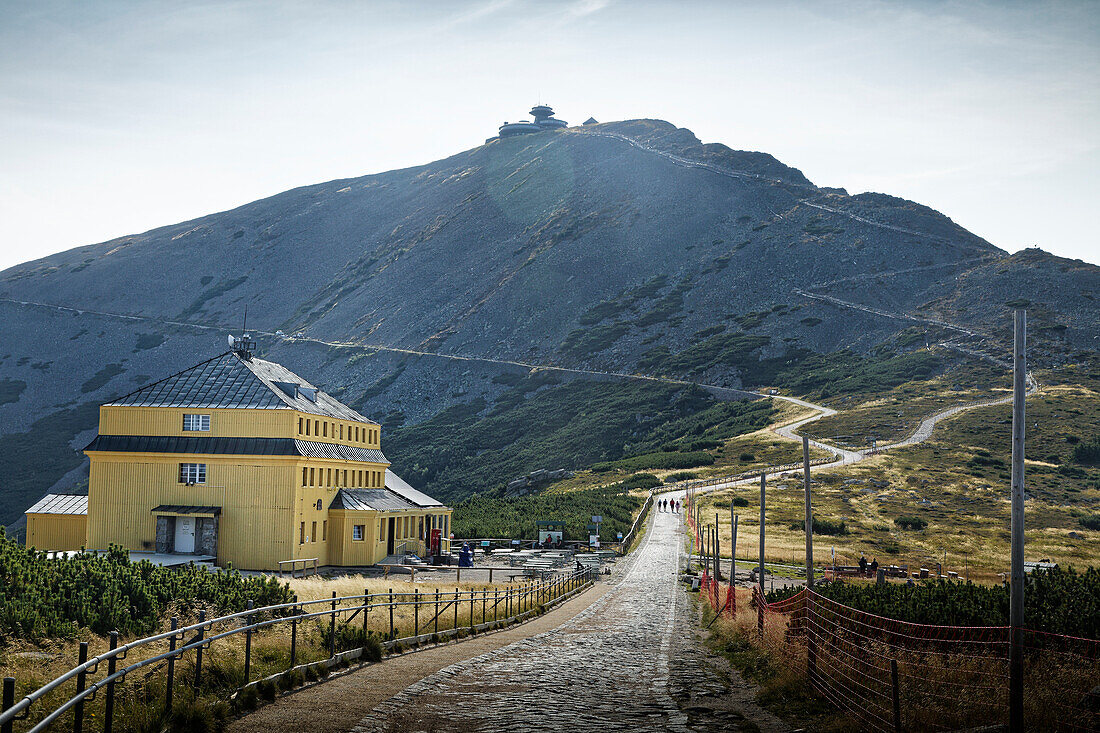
(698, 585), (1100, 732)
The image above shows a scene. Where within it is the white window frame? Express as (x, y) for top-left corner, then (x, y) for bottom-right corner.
(352, 525), (364, 541)
(178, 463), (207, 484)
(183, 414), (211, 432)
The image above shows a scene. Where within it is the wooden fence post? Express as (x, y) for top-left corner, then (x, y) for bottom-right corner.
(104, 632), (118, 733)
(194, 610), (206, 687)
(74, 641), (88, 733)
(165, 617), (178, 716)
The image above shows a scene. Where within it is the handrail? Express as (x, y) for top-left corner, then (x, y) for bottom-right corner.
(618, 491), (655, 554)
(0, 567), (596, 732)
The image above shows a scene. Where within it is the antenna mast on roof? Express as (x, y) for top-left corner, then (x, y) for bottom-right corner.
(230, 306), (255, 361)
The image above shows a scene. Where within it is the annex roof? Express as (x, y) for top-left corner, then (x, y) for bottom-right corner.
(83, 435), (389, 464)
(105, 351), (377, 424)
(331, 489), (419, 512)
(26, 494), (88, 516)
(150, 505), (221, 516)
(385, 469), (443, 508)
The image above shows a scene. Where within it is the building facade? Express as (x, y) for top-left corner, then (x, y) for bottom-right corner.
(25, 345), (451, 571)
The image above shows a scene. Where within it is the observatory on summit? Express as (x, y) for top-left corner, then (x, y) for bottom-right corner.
(488, 104), (571, 142)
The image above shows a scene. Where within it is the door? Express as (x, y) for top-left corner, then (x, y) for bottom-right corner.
(387, 517), (396, 554)
(174, 516), (196, 553)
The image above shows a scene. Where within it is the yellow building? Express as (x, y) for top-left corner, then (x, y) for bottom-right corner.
(24, 494), (88, 551)
(23, 342), (452, 571)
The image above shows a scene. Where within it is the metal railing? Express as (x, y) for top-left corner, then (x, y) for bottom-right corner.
(617, 491), (655, 554)
(0, 568), (596, 733)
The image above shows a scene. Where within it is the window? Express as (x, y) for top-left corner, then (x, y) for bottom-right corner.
(340, 424), (344, 440)
(178, 463), (206, 484)
(305, 419), (310, 436)
(300, 522), (306, 544)
(183, 414), (210, 431)
(302, 467), (308, 486)
(327, 468), (332, 486)
(311, 521), (317, 543)
(379, 519), (386, 540)
(322, 520), (327, 541)
(309, 467), (315, 486)
(352, 524), (364, 541)
(315, 499), (323, 510)
(343, 469), (348, 486)
(322, 422), (327, 438)
(298, 417), (303, 434)
(354, 426), (359, 442)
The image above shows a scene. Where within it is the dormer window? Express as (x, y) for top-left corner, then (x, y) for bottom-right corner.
(183, 414), (210, 431)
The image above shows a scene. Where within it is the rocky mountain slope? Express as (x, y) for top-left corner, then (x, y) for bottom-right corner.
(1, 118), (1097, 527)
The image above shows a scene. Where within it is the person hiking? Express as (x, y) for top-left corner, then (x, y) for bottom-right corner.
(859, 555), (868, 575)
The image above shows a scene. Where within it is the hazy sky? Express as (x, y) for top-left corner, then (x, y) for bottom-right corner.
(1, 0), (1097, 272)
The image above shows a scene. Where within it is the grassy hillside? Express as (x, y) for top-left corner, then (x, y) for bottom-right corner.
(385, 371), (775, 503)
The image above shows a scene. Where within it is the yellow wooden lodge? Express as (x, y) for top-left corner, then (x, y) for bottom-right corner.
(23, 340), (451, 571)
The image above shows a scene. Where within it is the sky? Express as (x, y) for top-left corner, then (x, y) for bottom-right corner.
(0, 0), (1097, 271)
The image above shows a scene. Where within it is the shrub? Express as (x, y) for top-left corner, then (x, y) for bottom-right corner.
(789, 518), (848, 535)
(1079, 515), (1100, 531)
(1071, 438), (1100, 466)
(894, 516), (928, 530)
(732, 497), (749, 507)
(664, 471), (698, 483)
(621, 473), (661, 490)
(738, 452), (755, 462)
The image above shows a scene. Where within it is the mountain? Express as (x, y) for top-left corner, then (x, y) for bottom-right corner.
(1, 118), (1097, 527)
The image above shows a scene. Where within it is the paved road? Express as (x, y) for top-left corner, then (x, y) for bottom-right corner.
(351, 506), (787, 733)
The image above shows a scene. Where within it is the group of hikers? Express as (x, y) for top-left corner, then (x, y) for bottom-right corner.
(858, 555), (879, 576)
(657, 498), (680, 513)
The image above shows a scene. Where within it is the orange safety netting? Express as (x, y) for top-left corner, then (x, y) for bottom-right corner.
(745, 587), (1100, 732)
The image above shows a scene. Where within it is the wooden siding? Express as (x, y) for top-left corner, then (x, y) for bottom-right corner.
(25, 514), (87, 552)
(86, 455), (297, 571)
(99, 406), (295, 438)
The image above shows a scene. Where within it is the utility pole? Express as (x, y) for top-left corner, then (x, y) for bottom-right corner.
(1009, 309), (1027, 733)
(758, 473), (766, 595)
(803, 436), (814, 589)
(731, 510), (739, 585)
(715, 513), (721, 582)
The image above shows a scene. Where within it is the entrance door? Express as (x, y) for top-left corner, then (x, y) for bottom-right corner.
(174, 517), (196, 553)
(387, 517), (396, 554)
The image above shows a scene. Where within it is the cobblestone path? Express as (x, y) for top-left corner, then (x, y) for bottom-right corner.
(352, 507), (788, 733)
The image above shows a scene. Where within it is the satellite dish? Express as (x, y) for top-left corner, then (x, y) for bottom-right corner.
(228, 335), (236, 347)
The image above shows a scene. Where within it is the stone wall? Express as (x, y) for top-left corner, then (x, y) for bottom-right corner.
(155, 515), (173, 553)
(196, 516), (219, 556)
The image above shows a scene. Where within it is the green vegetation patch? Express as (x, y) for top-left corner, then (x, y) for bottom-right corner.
(133, 333), (166, 351)
(452, 482), (643, 540)
(558, 322), (630, 358)
(0, 378), (26, 406)
(80, 363), (125, 393)
(765, 567), (1100, 638)
(0, 536), (291, 641)
(591, 450), (715, 473)
(384, 375), (773, 504)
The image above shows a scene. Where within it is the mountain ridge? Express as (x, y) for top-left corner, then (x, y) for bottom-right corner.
(1, 117), (1097, 527)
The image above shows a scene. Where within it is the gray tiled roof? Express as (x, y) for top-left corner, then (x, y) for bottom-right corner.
(331, 489), (418, 512)
(26, 494), (88, 516)
(106, 351), (377, 424)
(84, 435), (389, 464)
(385, 469), (443, 507)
